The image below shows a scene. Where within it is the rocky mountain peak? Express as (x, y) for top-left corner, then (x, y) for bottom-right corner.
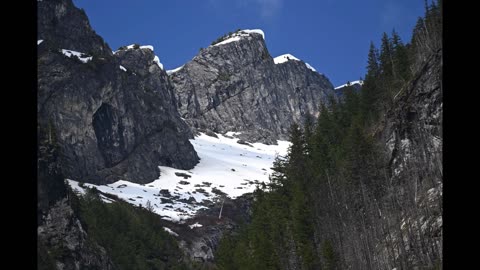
(37, 0), (112, 57)
(170, 29), (335, 144)
(37, 0), (199, 185)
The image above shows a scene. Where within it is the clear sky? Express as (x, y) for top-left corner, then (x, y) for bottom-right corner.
(72, 0), (425, 87)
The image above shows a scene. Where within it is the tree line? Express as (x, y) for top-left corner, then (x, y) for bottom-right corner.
(215, 1), (442, 269)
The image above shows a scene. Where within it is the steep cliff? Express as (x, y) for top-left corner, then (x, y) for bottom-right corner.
(375, 48), (443, 268)
(38, 0), (198, 185)
(169, 30), (335, 144)
(38, 198), (116, 270)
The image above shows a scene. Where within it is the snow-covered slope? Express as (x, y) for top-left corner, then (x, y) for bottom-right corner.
(273, 53), (300, 64)
(61, 49), (92, 63)
(273, 54), (317, 72)
(334, 80), (364, 90)
(166, 65), (184, 75)
(213, 29), (265, 47)
(68, 132), (290, 222)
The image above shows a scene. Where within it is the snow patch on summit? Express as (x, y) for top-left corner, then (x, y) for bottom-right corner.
(274, 54), (317, 72)
(273, 54), (300, 64)
(167, 65), (184, 75)
(213, 29), (265, 47)
(61, 49), (92, 63)
(304, 62), (317, 72)
(242, 29), (265, 39)
(153, 55), (163, 70)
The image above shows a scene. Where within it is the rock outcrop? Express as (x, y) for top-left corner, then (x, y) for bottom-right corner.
(37, 0), (199, 185)
(374, 49), (443, 269)
(169, 30), (336, 144)
(165, 194), (254, 263)
(37, 198), (116, 270)
(382, 50), (442, 183)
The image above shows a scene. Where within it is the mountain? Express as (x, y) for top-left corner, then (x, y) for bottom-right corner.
(169, 29), (335, 144)
(213, 2), (442, 268)
(38, 0), (199, 187)
(377, 49), (442, 268)
(37, 0), (442, 269)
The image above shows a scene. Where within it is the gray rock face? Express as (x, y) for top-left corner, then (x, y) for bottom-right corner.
(382, 50), (442, 183)
(170, 31), (336, 144)
(37, 0), (111, 58)
(177, 194), (254, 263)
(38, 0), (199, 184)
(375, 49), (443, 269)
(37, 198), (116, 270)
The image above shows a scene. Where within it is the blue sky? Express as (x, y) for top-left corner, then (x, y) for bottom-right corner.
(72, 0), (425, 87)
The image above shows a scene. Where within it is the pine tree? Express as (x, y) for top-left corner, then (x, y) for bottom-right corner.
(366, 42), (380, 79)
(360, 42), (382, 125)
(303, 113), (315, 160)
(392, 29), (411, 82)
(379, 32), (394, 79)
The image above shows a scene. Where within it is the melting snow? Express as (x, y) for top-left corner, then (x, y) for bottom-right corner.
(113, 44), (163, 70)
(214, 36), (242, 46)
(334, 80), (364, 90)
(167, 65), (184, 75)
(163, 227), (179, 237)
(61, 49), (92, 63)
(112, 44), (154, 53)
(67, 179), (87, 195)
(242, 29), (265, 39)
(213, 29), (265, 47)
(274, 54), (318, 72)
(119, 65), (127, 72)
(189, 222), (203, 229)
(140, 45), (154, 51)
(273, 54), (300, 64)
(100, 195), (115, 204)
(305, 62), (317, 72)
(67, 132), (290, 222)
(153, 56), (163, 70)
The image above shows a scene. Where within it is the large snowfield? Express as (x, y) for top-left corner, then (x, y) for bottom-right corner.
(68, 132), (290, 222)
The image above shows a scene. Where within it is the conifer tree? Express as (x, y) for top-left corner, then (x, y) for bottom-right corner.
(392, 29), (411, 82)
(379, 32), (394, 79)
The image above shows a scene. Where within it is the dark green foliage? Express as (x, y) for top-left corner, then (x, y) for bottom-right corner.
(391, 29), (411, 82)
(379, 32), (394, 79)
(77, 188), (188, 270)
(321, 240), (339, 270)
(215, 69), (382, 269)
(37, 240), (57, 270)
(38, 120), (67, 223)
(215, 3), (441, 269)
